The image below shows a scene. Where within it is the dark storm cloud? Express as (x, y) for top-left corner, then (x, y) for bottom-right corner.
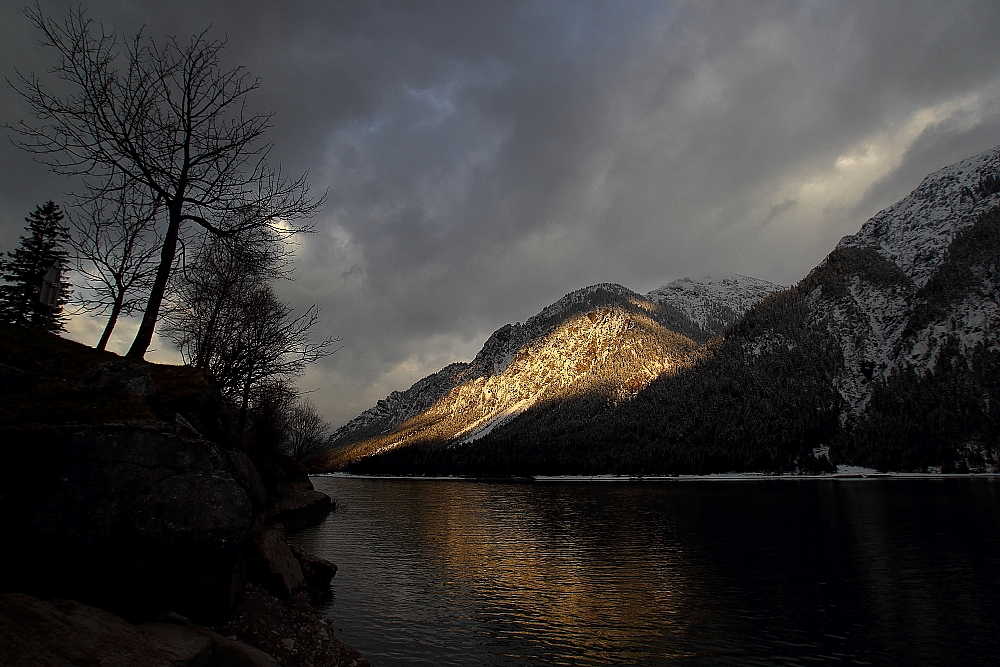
(3, 0), (1000, 425)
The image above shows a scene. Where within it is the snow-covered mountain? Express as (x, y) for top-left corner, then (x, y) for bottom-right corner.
(810, 145), (1000, 414)
(320, 145), (1000, 476)
(647, 275), (784, 341)
(838, 147), (1000, 287)
(318, 278), (776, 469)
(443, 144), (999, 475)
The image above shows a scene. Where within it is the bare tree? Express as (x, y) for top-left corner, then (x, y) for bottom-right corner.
(218, 285), (335, 428)
(69, 181), (162, 350)
(162, 242), (338, 429)
(8, 5), (321, 359)
(241, 382), (330, 459)
(162, 233), (289, 369)
(284, 398), (332, 460)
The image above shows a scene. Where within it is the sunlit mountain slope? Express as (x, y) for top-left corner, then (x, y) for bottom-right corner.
(315, 279), (780, 471)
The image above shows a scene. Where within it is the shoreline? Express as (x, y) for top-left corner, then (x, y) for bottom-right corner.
(314, 469), (999, 482)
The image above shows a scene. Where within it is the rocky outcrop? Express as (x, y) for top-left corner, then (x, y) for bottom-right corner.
(1, 421), (259, 623)
(0, 593), (279, 667)
(75, 360), (155, 396)
(0, 326), (349, 665)
(247, 524), (306, 599)
(254, 454), (335, 532)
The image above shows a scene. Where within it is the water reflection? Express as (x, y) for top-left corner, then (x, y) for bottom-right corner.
(292, 478), (1000, 667)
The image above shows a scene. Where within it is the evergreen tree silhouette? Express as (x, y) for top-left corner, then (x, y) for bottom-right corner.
(0, 201), (72, 332)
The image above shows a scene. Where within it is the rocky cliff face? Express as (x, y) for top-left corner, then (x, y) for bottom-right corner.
(4, 420), (261, 621)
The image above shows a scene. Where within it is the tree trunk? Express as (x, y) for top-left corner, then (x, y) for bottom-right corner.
(96, 295), (124, 351)
(238, 375), (253, 432)
(127, 210), (181, 359)
(197, 291), (229, 368)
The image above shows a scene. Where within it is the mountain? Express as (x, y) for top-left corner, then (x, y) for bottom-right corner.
(646, 275), (784, 342)
(317, 279), (781, 470)
(330, 145), (1000, 477)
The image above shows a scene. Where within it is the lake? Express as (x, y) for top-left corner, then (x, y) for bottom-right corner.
(291, 476), (1000, 667)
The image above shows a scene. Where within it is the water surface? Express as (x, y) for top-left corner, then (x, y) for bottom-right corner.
(292, 477), (1000, 666)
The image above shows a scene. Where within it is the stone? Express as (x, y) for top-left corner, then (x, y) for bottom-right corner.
(136, 621), (215, 666)
(140, 614), (280, 667)
(0, 593), (282, 667)
(75, 360), (154, 396)
(0, 593), (175, 667)
(291, 545), (338, 590)
(0, 422), (256, 623)
(248, 524), (305, 599)
(227, 449), (269, 512)
(273, 488), (334, 532)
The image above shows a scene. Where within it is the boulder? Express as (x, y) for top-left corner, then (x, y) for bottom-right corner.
(0, 593), (279, 667)
(0, 593), (174, 667)
(273, 488), (334, 532)
(139, 613), (280, 667)
(247, 524), (305, 599)
(0, 422), (256, 623)
(291, 545), (338, 590)
(251, 452), (334, 531)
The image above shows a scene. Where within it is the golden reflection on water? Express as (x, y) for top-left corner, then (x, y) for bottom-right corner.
(368, 480), (705, 661)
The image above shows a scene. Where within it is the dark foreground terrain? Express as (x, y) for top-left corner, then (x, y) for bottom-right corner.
(0, 323), (368, 667)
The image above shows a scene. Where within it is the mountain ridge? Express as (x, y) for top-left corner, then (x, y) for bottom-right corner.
(320, 144), (1000, 476)
(320, 277), (782, 469)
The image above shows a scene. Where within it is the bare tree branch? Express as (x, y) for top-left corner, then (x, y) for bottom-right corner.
(7, 5), (324, 358)
(68, 178), (163, 350)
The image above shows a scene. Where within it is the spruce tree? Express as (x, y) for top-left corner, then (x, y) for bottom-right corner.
(0, 201), (72, 332)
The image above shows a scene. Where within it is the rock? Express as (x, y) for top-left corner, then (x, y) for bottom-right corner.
(0, 592), (175, 667)
(75, 360), (154, 396)
(136, 620), (215, 665)
(247, 524), (305, 599)
(0, 592), (281, 667)
(220, 584), (371, 667)
(273, 488), (334, 532)
(132, 471), (254, 550)
(291, 545), (338, 590)
(210, 638), (281, 667)
(0, 422), (256, 623)
(140, 613), (280, 667)
(251, 452), (334, 531)
(228, 449), (269, 512)
(146, 367), (239, 449)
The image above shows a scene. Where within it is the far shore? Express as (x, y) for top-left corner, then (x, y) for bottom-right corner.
(313, 469), (999, 482)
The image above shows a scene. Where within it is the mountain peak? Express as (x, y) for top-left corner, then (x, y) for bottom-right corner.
(646, 274), (784, 338)
(838, 144), (1000, 287)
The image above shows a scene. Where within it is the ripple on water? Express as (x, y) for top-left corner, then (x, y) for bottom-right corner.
(290, 477), (1000, 667)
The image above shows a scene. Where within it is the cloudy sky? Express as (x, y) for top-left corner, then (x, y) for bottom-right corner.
(2, 0), (1000, 427)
